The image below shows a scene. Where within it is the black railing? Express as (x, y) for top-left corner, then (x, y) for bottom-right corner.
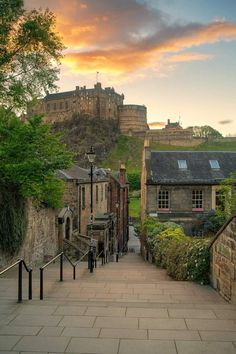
(94, 250), (105, 268)
(0, 259), (32, 302)
(72, 250), (89, 280)
(40, 252), (63, 300)
(39, 250), (90, 300)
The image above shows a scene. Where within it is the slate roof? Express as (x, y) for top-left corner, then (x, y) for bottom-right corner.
(45, 90), (75, 100)
(112, 171), (129, 184)
(148, 151), (236, 185)
(58, 165), (108, 182)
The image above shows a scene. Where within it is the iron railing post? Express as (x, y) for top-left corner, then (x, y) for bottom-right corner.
(60, 253), (63, 281)
(73, 266), (76, 280)
(28, 269), (32, 300)
(40, 268), (43, 300)
(18, 261), (23, 303)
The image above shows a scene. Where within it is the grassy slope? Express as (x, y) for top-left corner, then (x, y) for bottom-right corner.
(102, 135), (236, 173)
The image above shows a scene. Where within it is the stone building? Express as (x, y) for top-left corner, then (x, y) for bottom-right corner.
(141, 140), (236, 236)
(58, 164), (129, 258)
(118, 105), (148, 135)
(28, 82), (149, 136)
(29, 83), (124, 123)
(109, 165), (129, 253)
(146, 119), (199, 146)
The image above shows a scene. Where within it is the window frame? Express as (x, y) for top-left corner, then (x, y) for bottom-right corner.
(192, 190), (203, 211)
(158, 190), (170, 211)
(82, 187), (86, 209)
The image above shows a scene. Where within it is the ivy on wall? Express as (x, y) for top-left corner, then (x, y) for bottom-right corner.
(0, 187), (27, 256)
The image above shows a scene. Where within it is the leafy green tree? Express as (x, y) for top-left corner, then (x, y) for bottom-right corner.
(218, 172), (236, 219)
(192, 125), (222, 139)
(0, 108), (73, 207)
(0, 0), (64, 113)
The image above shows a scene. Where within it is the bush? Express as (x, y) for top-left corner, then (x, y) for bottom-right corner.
(127, 172), (140, 191)
(144, 217), (211, 284)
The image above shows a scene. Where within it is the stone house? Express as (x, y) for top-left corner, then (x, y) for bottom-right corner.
(141, 140), (236, 235)
(109, 165), (129, 253)
(58, 164), (129, 258)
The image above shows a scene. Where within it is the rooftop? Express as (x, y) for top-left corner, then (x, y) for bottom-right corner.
(148, 151), (236, 185)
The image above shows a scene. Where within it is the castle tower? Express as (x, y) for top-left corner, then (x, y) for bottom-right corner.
(118, 104), (148, 135)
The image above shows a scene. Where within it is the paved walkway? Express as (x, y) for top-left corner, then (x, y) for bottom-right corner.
(1, 242), (236, 353)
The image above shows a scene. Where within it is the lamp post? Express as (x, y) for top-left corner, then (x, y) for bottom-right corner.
(87, 146), (96, 273)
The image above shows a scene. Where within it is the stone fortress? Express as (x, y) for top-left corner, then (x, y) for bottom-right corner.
(29, 82), (203, 146)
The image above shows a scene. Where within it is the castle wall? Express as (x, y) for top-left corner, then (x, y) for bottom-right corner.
(118, 105), (148, 134)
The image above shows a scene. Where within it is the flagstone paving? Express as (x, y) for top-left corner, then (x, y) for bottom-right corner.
(1, 231), (236, 353)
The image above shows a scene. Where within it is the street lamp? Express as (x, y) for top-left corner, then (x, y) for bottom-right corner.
(86, 146), (96, 273)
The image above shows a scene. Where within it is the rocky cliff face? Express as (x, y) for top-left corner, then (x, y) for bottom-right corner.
(52, 114), (120, 167)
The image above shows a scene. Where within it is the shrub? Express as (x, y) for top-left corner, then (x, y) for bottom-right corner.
(144, 217), (211, 284)
(127, 172), (140, 191)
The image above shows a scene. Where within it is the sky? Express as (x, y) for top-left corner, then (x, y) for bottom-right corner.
(25, 0), (236, 136)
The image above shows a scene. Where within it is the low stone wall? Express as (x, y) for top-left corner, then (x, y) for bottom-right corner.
(211, 215), (236, 302)
(0, 200), (59, 268)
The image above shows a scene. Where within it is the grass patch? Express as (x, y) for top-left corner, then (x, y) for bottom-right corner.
(129, 197), (140, 218)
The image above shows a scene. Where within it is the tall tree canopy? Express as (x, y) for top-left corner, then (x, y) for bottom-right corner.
(0, 0), (64, 113)
(192, 125), (222, 139)
(0, 108), (73, 207)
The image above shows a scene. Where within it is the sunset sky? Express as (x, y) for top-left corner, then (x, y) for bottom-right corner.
(25, 0), (236, 135)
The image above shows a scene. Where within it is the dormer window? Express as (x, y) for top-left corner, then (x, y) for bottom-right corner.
(209, 160), (220, 169)
(178, 160), (187, 169)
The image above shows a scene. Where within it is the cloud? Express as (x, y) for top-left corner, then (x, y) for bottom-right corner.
(25, 0), (236, 75)
(167, 52), (213, 63)
(218, 119), (233, 125)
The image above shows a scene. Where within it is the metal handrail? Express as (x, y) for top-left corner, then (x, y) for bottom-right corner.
(39, 250), (90, 300)
(40, 252), (64, 300)
(94, 250), (105, 267)
(0, 259), (32, 302)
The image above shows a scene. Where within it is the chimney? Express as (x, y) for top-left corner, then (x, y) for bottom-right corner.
(119, 163), (126, 185)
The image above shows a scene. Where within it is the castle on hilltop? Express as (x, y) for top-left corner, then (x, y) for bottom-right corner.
(29, 82), (148, 135)
(29, 83), (204, 146)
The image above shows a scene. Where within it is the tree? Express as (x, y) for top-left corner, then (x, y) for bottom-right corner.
(0, 108), (73, 208)
(192, 125), (222, 139)
(218, 172), (236, 219)
(0, 0), (64, 113)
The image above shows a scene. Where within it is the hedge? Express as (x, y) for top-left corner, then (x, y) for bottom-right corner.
(144, 217), (211, 284)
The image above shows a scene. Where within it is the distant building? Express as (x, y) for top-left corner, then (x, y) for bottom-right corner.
(28, 83), (148, 135)
(141, 140), (236, 237)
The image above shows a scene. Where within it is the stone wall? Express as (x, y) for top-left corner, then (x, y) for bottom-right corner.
(0, 200), (59, 268)
(211, 215), (236, 302)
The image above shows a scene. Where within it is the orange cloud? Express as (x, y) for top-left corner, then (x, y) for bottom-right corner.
(167, 52), (213, 63)
(25, 0), (236, 75)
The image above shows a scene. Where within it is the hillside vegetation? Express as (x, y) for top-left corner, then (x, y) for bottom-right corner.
(102, 135), (236, 173)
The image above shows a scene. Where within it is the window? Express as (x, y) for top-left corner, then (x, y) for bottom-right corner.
(96, 185), (98, 203)
(46, 103), (50, 111)
(59, 102), (63, 110)
(105, 184), (108, 200)
(178, 160), (187, 169)
(82, 187), (86, 209)
(101, 185), (103, 201)
(209, 160), (220, 169)
(65, 101), (68, 109)
(158, 190), (169, 210)
(53, 102), (57, 110)
(192, 190), (203, 210)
